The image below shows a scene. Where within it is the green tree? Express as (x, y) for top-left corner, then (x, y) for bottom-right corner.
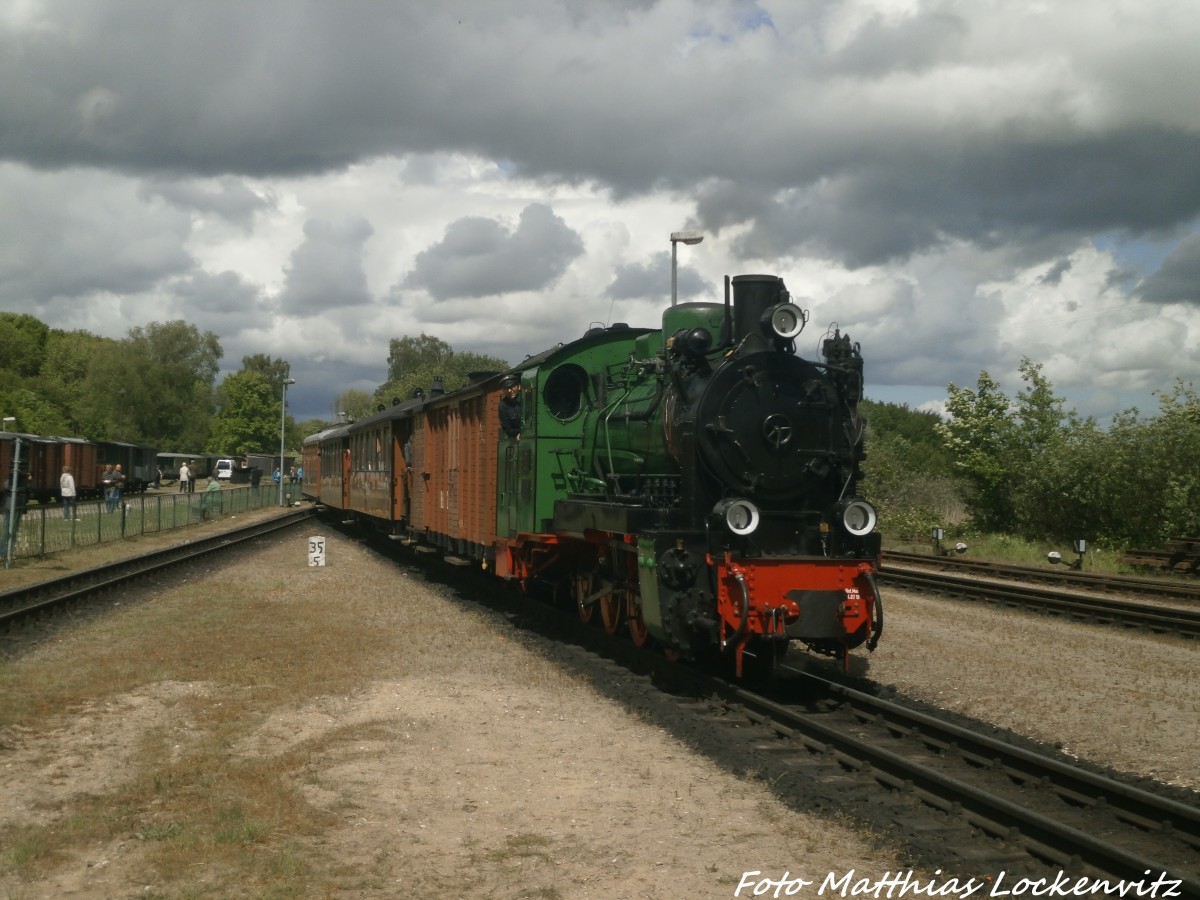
(333, 389), (375, 422)
(375, 335), (508, 409)
(386, 333), (453, 382)
(241, 353), (292, 396)
(935, 370), (1017, 530)
(860, 400), (962, 540)
(126, 322), (222, 449)
(34, 329), (111, 435)
(295, 417), (334, 441)
(0, 385), (71, 436)
(75, 321), (221, 447)
(0, 313), (50, 379)
(208, 370), (281, 456)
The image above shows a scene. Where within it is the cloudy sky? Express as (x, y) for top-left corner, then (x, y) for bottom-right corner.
(2, 0), (1199, 424)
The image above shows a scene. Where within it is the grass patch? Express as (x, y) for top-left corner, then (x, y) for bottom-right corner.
(888, 530), (1150, 575)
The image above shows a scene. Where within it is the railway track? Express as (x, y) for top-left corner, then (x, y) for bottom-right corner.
(880, 560), (1200, 638)
(709, 668), (1200, 895)
(0, 509), (315, 635)
(884, 549), (1200, 603)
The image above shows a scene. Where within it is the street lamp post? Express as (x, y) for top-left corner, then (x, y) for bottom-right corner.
(280, 378), (295, 507)
(670, 231), (704, 306)
(3, 417), (18, 569)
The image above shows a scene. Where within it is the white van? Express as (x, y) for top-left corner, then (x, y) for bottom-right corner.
(214, 458), (236, 480)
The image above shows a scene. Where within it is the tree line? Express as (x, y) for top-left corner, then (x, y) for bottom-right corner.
(0, 312), (308, 457)
(865, 359), (1200, 549)
(0, 314), (509, 460)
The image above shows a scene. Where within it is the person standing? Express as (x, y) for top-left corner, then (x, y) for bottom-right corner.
(106, 464), (126, 513)
(179, 460), (191, 493)
(101, 465), (115, 511)
(187, 460), (197, 493)
(202, 476), (222, 520)
(60, 466), (77, 520)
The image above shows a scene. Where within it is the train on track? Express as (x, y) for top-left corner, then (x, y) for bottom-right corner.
(303, 273), (883, 677)
(0, 434), (158, 502)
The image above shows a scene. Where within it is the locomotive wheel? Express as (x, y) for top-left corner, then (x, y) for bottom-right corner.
(575, 574), (594, 625)
(599, 591), (624, 635)
(626, 595), (650, 647)
(627, 612), (650, 646)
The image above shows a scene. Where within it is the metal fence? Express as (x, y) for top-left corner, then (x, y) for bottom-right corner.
(1, 483), (298, 566)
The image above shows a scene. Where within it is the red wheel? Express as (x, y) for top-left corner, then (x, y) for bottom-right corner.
(627, 595), (650, 647)
(575, 574), (594, 625)
(599, 591), (624, 635)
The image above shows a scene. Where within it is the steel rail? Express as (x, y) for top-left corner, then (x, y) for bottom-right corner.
(884, 550), (1200, 602)
(786, 668), (1200, 850)
(715, 676), (1200, 895)
(0, 509), (314, 629)
(881, 565), (1200, 637)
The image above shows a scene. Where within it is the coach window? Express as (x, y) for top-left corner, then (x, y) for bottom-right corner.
(543, 363), (588, 422)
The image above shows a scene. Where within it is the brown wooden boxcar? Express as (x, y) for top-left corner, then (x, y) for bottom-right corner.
(301, 378), (506, 562)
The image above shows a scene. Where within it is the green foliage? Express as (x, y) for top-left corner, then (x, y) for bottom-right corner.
(386, 333), (453, 382)
(295, 417), (334, 441)
(375, 337), (508, 409)
(0, 385), (72, 435)
(929, 361), (1200, 549)
(127, 322), (222, 448)
(0, 313), (50, 379)
(0, 316), (221, 447)
(207, 370), (284, 456)
(240, 354), (292, 394)
(859, 400), (962, 541)
(333, 389), (375, 422)
(935, 369), (1018, 530)
(35, 329), (112, 433)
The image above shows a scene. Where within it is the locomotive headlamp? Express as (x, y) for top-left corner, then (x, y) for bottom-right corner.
(836, 498), (877, 537)
(714, 498), (761, 536)
(764, 303), (808, 341)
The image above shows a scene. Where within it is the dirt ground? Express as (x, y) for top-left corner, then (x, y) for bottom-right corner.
(0, 525), (911, 899)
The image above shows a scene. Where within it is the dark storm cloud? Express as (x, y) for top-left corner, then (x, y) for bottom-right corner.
(1137, 234), (1200, 305)
(173, 270), (262, 318)
(1038, 259), (1073, 287)
(711, 129), (1200, 269)
(403, 204), (583, 300)
(607, 252), (711, 302)
(3, 1), (1200, 271)
(0, 168), (193, 303)
(268, 355), (385, 423)
(276, 217), (375, 315)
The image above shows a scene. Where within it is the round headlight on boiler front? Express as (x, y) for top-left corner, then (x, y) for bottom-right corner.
(837, 499), (877, 537)
(768, 303), (807, 340)
(715, 498), (761, 536)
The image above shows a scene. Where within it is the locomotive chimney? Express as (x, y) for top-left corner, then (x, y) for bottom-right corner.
(730, 274), (786, 345)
